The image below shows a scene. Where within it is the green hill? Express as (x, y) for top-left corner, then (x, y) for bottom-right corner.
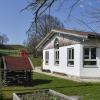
(0, 44), (26, 50)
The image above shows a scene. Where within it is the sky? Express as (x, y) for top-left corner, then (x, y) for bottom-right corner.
(0, 0), (100, 44)
(0, 0), (32, 44)
(51, 0), (100, 32)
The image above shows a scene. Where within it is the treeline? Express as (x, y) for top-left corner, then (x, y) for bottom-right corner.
(0, 33), (9, 45)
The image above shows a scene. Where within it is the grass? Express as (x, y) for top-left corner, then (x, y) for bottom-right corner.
(30, 56), (42, 67)
(1, 72), (100, 100)
(1, 48), (100, 100)
(0, 44), (26, 50)
(0, 49), (19, 57)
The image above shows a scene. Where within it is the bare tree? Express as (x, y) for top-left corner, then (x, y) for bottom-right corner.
(25, 14), (64, 56)
(23, 0), (100, 32)
(22, 0), (82, 32)
(27, 14), (64, 37)
(0, 33), (9, 45)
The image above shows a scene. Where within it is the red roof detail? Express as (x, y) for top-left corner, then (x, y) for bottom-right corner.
(4, 56), (32, 71)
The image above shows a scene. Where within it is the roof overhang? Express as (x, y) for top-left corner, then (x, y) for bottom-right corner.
(36, 29), (100, 50)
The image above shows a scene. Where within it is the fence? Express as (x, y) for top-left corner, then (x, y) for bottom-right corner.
(13, 93), (21, 100)
(13, 89), (80, 100)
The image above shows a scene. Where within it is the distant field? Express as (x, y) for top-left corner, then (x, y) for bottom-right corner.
(0, 49), (19, 57)
(0, 44), (27, 57)
(0, 44), (26, 50)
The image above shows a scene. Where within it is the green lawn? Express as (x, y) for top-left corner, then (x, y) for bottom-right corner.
(0, 49), (19, 57)
(1, 72), (100, 100)
(30, 56), (42, 67)
(1, 49), (100, 100)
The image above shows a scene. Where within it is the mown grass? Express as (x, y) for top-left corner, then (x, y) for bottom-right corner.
(30, 56), (42, 67)
(1, 48), (100, 100)
(1, 72), (100, 100)
(0, 49), (19, 57)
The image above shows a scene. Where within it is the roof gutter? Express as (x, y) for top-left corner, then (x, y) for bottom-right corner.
(52, 29), (88, 39)
(36, 31), (54, 49)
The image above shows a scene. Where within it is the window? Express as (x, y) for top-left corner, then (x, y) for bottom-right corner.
(67, 48), (74, 66)
(45, 51), (49, 65)
(84, 47), (96, 66)
(54, 38), (59, 49)
(54, 49), (59, 65)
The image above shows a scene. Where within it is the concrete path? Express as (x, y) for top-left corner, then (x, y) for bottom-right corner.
(34, 67), (100, 83)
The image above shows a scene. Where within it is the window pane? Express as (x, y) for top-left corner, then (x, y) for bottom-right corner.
(58, 51), (59, 59)
(72, 49), (74, 59)
(56, 51), (57, 59)
(91, 48), (96, 59)
(54, 38), (59, 49)
(67, 48), (74, 66)
(45, 51), (49, 59)
(68, 49), (71, 59)
(68, 61), (74, 66)
(84, 48), (89, 59)
(68, 48), (74, 59)
(55, 50), (59, 65)
(46, 61), (48, 64)
(56, 61), (59, 64)
(84, 61), (96, 65)
(45, 51), (49, 64)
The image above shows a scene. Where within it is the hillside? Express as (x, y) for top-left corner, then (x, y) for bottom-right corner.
(0, 44), (26, 50)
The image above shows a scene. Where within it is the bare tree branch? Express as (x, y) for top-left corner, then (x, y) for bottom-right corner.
(72, 16), (96, 33)
(67, 0), (81, 19)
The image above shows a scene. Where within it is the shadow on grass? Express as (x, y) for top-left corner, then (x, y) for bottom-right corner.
(5, 79), (52, 87)
(24, 79), (52, 87)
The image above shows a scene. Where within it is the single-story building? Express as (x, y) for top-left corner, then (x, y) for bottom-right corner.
(2, 56), (33, 85)
(36, 28), (100, 79)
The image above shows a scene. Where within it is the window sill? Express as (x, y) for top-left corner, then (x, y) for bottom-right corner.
(83, 65), (98, 68)
(54, 64), (59, 66)
(67, 65), (74, 67)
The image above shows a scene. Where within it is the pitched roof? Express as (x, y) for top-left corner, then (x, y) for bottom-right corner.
(53, 28), (100, 36)
(4, 56), (33, 71)
(36, 28), (100, 49)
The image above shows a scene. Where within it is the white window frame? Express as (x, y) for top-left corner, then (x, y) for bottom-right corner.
(83, 47), (97, 67)
(54, 49), (59, 65)
(45, 51), (49, 65)
(67, 48), (74, 67)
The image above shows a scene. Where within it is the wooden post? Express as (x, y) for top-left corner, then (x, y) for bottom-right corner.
(4, 70), (7, 85)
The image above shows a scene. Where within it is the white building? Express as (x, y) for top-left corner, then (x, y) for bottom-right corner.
(36, 29), (100, 79)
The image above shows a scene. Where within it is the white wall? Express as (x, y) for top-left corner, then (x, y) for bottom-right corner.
(43, 48), (54, 71)
(80, 47), (100, 78)
(43, 44), (100, 78)
(43, 44), (81, 77)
